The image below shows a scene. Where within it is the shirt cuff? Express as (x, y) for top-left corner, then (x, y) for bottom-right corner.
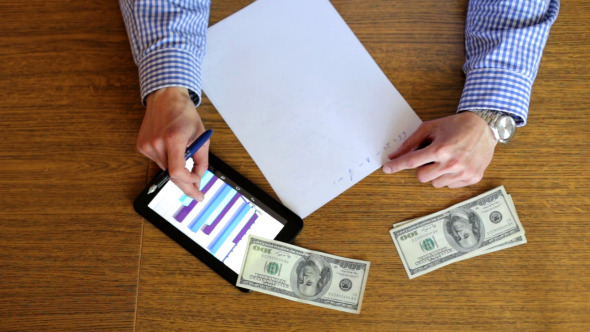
(137, 47), (203, 107)
(457, 68), (533, 126)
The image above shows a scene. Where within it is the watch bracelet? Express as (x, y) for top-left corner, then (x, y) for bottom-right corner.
(471, 109), (503, 127)
(468, 109), (516, 144)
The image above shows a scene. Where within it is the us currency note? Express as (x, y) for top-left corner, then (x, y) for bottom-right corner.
(237, 235), (370, 314)
(466, 193), (527, 257)
(392, 194), (527, 259)
(390, 186), (525, 279)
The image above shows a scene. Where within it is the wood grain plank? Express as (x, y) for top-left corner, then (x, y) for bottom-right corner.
(0, 0), (146, 330)
(136, 1), (590, 331)
(1, 0), (589, 330)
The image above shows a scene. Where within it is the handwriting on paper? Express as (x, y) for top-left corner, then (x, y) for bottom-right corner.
(332, 131), (407, 185)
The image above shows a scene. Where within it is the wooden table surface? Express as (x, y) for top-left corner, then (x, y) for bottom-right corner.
(1, 0), (589, 330)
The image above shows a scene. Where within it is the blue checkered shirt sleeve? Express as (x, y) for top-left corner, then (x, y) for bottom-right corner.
(459, 0), (560, 126)
(119, 0), (211, 106)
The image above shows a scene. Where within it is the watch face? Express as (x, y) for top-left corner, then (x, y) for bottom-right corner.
(497, 116), (516, 141)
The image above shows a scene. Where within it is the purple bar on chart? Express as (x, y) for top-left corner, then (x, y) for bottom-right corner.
(201, 193), (240, 235)
(174, 200), (197, 222)
(200, 175), (218, 195)
(208, 201), (251, 254)
(188, 184), (233, 232)
(172, 175), (218, 222)
(232, 213), (258, 244)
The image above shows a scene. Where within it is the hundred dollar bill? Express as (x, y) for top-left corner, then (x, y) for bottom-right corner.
(390, 186), (524, 279)
(237, 235), (370, 314)
(465, 194), (527, 257)
(392, 194), (527, 258)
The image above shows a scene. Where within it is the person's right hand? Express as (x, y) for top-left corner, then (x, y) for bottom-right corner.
(137, 87), (210, 201)
(382, 112), (497, 188)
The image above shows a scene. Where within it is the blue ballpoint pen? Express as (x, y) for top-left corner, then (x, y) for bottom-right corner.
(147, 129), (213, 195)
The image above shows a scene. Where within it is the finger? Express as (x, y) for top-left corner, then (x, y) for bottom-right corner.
(448, 171), (483, 188)
(383, 147), (437, 174)
(165, 137), (202, 185)
(447, 180), (472, 189)
(416, 162), (447, 184)
(388, 123), (431, 160)
(171, 178), (205, 202)
(165, 136), (206, 201)
(191, 141), (210, 180)
(431, 170), (481, 188)
(151, 139), (169, 170)
(137, 139), (166, 170)
(430, 173), (459, 188)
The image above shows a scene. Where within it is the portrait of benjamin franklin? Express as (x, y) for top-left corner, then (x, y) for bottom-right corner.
(443, 208), (484, 252)
(290, 254), (332, 300)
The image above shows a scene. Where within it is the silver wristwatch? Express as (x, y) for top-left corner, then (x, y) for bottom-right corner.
(471, 110), (517, 144)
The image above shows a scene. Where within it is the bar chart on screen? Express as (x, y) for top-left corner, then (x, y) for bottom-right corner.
(148, 170), (284, 273)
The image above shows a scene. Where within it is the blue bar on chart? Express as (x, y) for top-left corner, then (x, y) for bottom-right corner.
(209, 199), (255, 255)
(173, 170), (216, 223)
(179, 194), (192, 206)
(199, 171), (214, 191)
(188, 183), (236, 232)
(232, 212), (258, 244)
(201, 193), (241, 235)
(221, 212), (259, 263)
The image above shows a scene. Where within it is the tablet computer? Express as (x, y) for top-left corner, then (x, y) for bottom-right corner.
(134, 153), (304, 291)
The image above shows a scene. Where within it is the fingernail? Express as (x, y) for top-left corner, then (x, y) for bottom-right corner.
(383, 167), (391, 174)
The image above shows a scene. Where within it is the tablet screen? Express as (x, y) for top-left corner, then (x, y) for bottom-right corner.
(147, 168), (285, 274)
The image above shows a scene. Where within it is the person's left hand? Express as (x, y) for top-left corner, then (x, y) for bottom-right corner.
(383, 112), (498, 188)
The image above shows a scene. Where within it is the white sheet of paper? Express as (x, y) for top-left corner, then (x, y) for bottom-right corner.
(202, 0), (421, 218)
